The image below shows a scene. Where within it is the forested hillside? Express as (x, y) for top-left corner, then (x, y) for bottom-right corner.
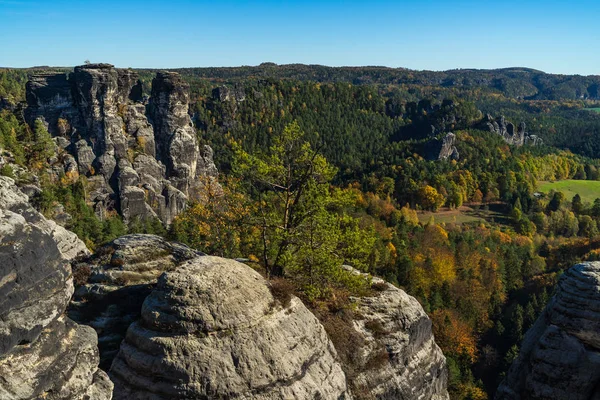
(3, 64), (600, 399)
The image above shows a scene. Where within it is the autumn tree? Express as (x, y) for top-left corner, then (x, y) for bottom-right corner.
(418, 185), (445, 211)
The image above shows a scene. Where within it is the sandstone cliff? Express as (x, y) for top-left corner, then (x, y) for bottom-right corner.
(25, 64), (218, 225)
(0, 176), (112, 400)
(497, 261), (600, 400)
(342, 267), (449, 400)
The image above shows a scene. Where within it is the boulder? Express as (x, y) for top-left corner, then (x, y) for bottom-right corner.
(69, 234), (203, 369)
(109, 256), (351, 399)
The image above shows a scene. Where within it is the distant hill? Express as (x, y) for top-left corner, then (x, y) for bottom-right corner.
(163, 64), (600, 101)
(2, 63), (600, 102)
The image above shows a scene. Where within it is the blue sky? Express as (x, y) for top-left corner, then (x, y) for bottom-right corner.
(0, 0), (598, 75)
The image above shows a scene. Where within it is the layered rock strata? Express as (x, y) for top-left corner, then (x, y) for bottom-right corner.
(0, 176), (112, 400)
(109, 256), (351, 399)
(497, 262), (600, 400)
(69, 234), (202, 369)
(25, 63), (218, 225)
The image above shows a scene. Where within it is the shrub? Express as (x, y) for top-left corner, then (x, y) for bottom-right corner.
(269, 277), (295, 308)
(72, 264), (91, 286)
(364, 319), (387, 337)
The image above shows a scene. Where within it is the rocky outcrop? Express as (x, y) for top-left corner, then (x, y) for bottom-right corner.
(212, 85), (246, 102)
(25, 63), (218, 225)
(0, 176), (112, 400)
(109, 256), (351, 399)
(68, 234), (202, 369)
(479, 114), (541, 146)
(342, 267), (449, 400)
(426, 132), (459, 161)
(497, 262), (600, 400)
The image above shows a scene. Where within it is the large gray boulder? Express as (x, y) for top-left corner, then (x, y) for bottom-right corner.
(24, 64), (219, 225)
(109, 256), (351, 399)
(497, 262), (600, 400)
(0, 176), (112, 400)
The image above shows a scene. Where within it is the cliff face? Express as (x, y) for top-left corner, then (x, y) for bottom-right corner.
(0, 176), (112, 400)
(497, 262), (600, 400)
(343, 267), (449, 400)
(25, 64), (218, 225)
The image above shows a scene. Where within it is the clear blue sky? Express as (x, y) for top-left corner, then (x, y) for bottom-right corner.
(0, 0), (598, 75)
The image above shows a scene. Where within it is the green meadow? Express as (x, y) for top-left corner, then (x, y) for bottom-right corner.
(537, 180), (600, 203)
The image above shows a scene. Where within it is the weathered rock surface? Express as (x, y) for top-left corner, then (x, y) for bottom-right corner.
(25, 63), (218, 225)
(109, 256), (351, 399)
(343, 267), (450, 400)
(0, 176), (112, 400)
(69, 234), (202, 369)
(497, 262), (600, 400)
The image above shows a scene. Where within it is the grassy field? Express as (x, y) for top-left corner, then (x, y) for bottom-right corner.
(584, 108), (600, 113)
(537, 180), (600, 203)
(417, 204), (509, 225)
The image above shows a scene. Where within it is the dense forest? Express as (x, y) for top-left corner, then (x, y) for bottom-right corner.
(3, 64), (600, 399)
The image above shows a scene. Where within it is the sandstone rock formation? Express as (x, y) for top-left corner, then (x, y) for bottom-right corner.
(109, 256), (351, 399)
(343, 267), (450, 400)
(69, 234), (202, 369)
(479, 114), (540, 146)
(25, 63), (218, 225)
(427, 132), (459, 161)
(496, 261), (600, 400)
(0, 176), (112, 400)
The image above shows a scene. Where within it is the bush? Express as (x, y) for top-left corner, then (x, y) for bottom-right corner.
(269, 277), (295, 308)
(72, 264), (91, 286)
(364, 319), (387, 337)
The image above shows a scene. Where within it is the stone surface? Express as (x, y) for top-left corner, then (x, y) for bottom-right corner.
(344, 267), (450, 400)
(496, 262), (600, 400)
(25, 63), (219, 225)
(109, 256), (351, 399)
(0, 176), (112, 400)
(69, 234), (203, 369)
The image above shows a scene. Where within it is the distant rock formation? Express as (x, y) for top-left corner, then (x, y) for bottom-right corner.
(109, 256), (351, 399)
(69, 234), (202, 369)
(0, 176), (112, 400)
(212, 85), (246, 102)
(479, 114), (541, 146)
(24, 63), (218, 225)
(496, 262), (600, 400)
(426, 132), (460, 161)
